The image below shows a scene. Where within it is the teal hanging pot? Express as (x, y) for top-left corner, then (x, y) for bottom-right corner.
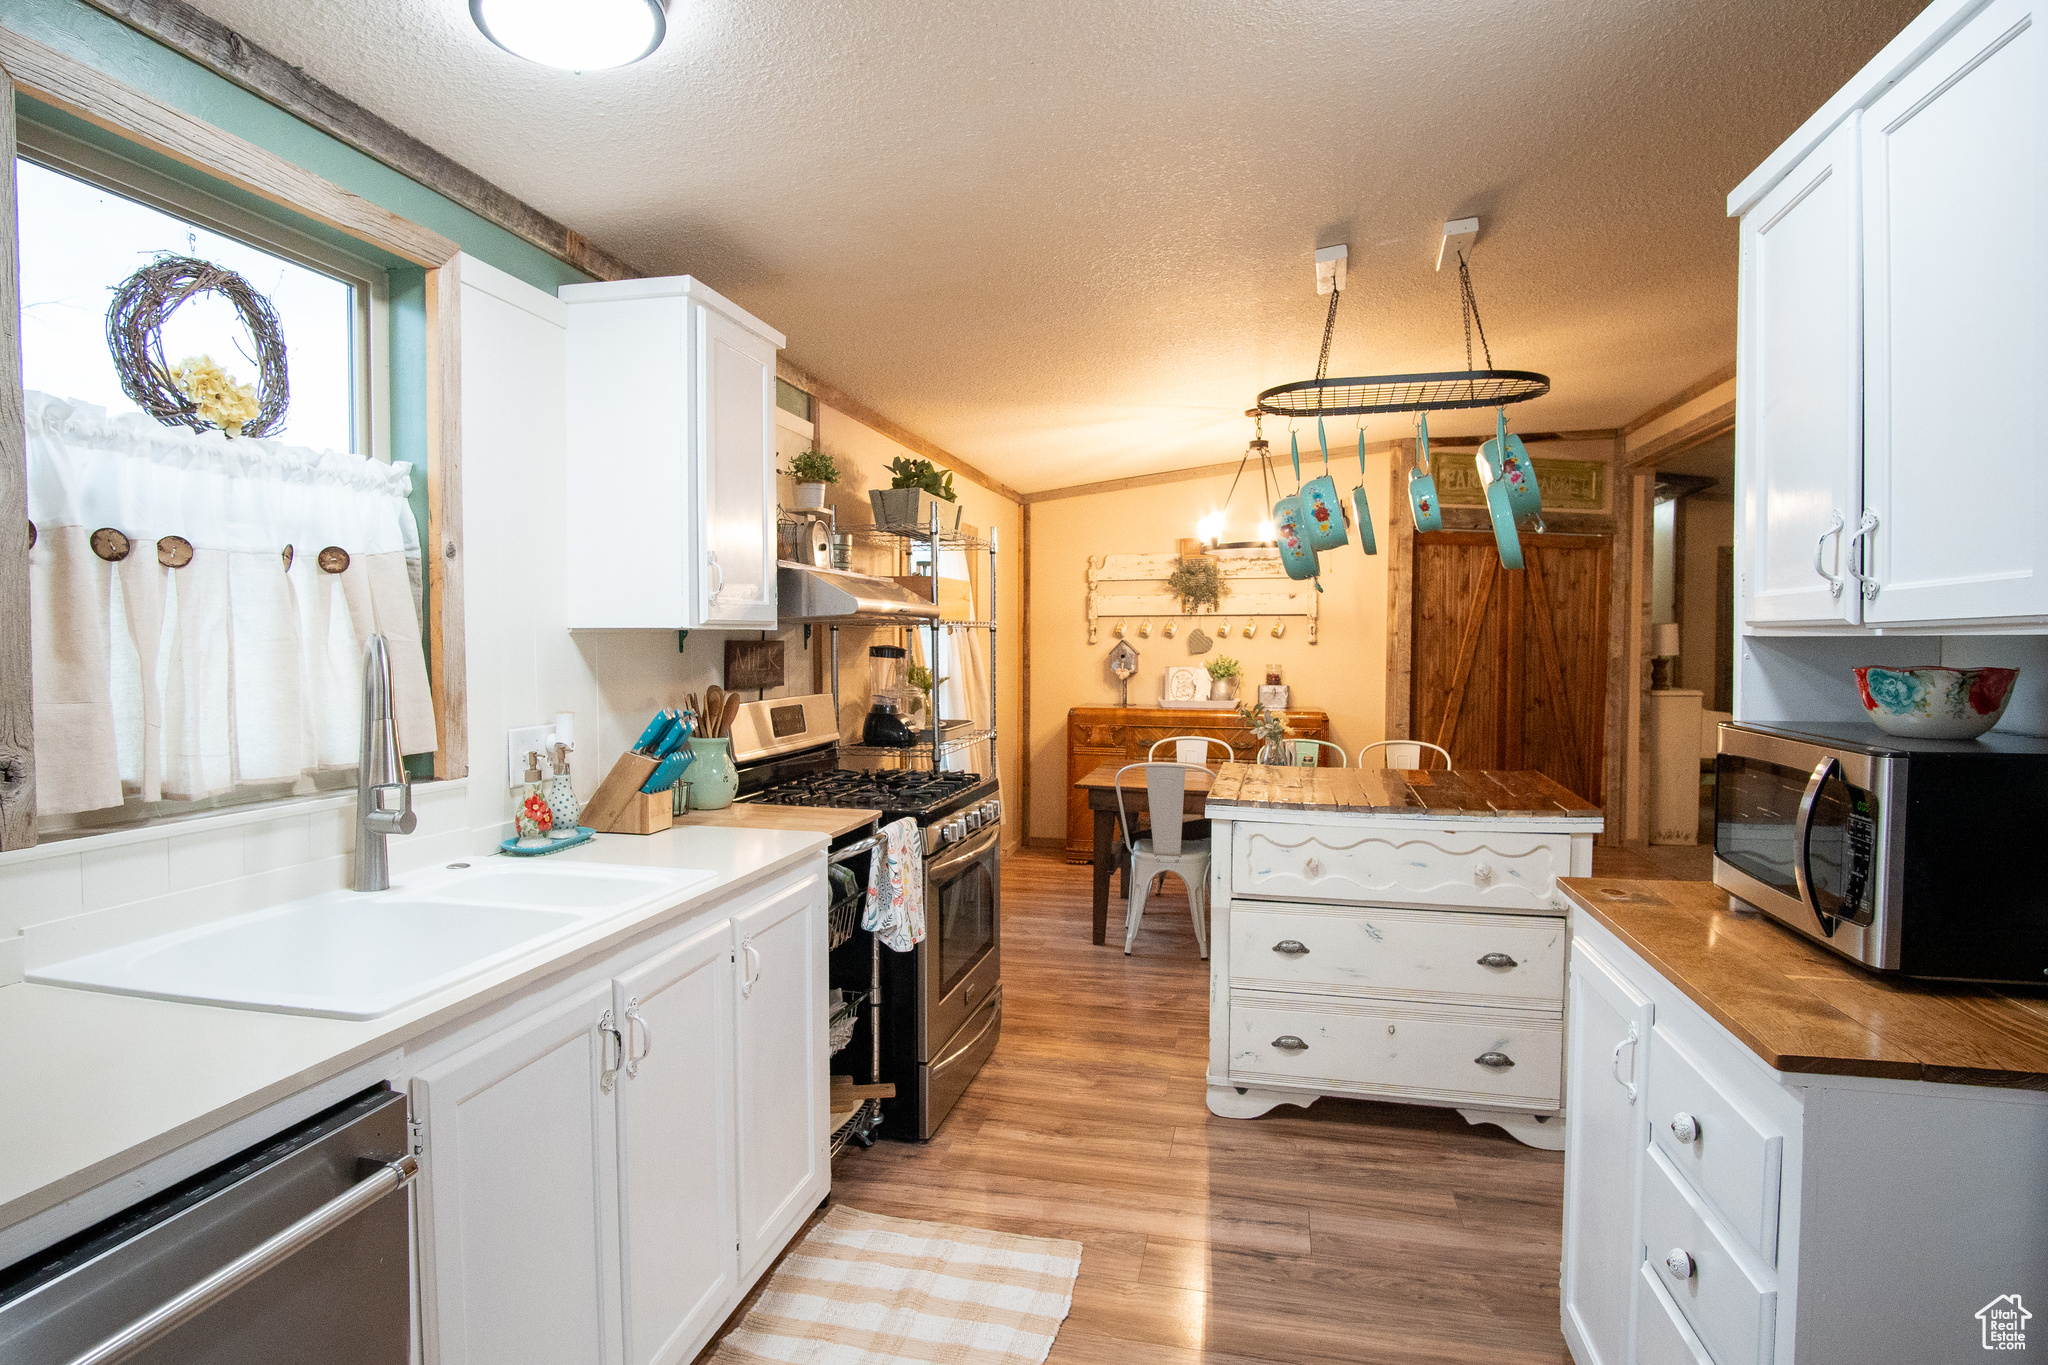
(1477, 408), (1545, 531)
(1272, 491), (1320, 580)
(1483, 477), (1525, 570)
(1351, 428), (1377, 555)
(1299, 421), (1349, 552)
(1409, 412), (1443, 533)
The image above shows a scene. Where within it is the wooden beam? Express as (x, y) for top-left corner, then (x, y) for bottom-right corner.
(0, 69), (34, 849)
(1384, 438), (1414, 744)
(1020, 439), (1408, 506)
(1624, 402), (1735, 470)
(72, 0), (638, 281)
(425, 258), (468, 781)
(0, 25), (458, 267)
(1622, 362), (1737, 435)
(1019, 503), (1032, 839)
(776, 357), (1023, 505)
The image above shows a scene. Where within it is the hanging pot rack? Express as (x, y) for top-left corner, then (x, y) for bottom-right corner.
(1255, 247), (1549, 418)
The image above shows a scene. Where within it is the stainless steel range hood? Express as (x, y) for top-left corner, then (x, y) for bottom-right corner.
(776, 561), (939, 623)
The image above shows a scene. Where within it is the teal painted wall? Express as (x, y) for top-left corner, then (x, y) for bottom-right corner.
(1, 0), (591, 293)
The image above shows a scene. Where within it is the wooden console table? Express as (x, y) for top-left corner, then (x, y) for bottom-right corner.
(1063, 705), (1330, 862)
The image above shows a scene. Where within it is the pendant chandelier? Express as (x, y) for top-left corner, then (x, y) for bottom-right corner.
(1255, 243), (1549, 418)
(1196, 412), (1281, 549)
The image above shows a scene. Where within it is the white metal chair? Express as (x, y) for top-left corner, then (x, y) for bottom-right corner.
(1281, 738), (1347, 768)
(1147, 735), (1235, 765)
(1114, 762), (1210, 959)
(1356, 740), (1455, 771)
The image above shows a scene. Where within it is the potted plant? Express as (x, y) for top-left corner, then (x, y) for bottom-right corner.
(870, 456), (962, 532)
(1167, 555), (1226, 614)
(786, 448), (841, 509)
(1206, 655), (1242, 701)
(1236, 698), (1290, 764)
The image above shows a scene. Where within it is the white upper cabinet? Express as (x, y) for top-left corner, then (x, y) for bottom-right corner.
(1861, 0), (2045, 624)
(562, 277), (784, 630)
(1738, 119), (1864, 627)
(1733, 0), (2047, 630)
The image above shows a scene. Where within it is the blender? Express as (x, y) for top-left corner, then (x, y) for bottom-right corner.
(862, 644), (918, 747)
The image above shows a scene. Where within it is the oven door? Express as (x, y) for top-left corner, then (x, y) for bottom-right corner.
(1712, 727), (1897, 966)
(922, 823), (1000, 1058)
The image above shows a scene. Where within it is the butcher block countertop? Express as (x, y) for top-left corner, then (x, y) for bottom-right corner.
(1205, 762), (1601, 822)
(1563, 878), (2048, 1089)
(671, 803), (880, 838)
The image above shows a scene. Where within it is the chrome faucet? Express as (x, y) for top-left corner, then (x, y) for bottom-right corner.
(354, 634), (417, 892)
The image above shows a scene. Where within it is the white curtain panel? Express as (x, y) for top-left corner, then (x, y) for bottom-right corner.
(24, 392), (436, 816)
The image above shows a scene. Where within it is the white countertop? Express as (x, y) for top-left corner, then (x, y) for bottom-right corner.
(0, 825), (827, 1237)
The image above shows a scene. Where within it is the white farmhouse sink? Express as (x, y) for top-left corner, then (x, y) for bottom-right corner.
(30, 860), (715, 1020)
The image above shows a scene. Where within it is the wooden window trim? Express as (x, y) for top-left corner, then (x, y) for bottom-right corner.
(0, 26), (468, 851)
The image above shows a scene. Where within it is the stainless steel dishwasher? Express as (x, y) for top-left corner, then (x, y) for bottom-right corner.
(0, 1086), (415, 1365)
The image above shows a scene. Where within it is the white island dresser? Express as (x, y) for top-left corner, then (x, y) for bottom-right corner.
(1203, 763), (1602, 1149)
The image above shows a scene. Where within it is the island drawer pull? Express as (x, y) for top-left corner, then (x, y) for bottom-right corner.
(1474, 1051), (1516, 1069)
(1476, 952), (1517, 969)
(1272, 1035), (1309, 1052)
(1272, 939), (1310, 956)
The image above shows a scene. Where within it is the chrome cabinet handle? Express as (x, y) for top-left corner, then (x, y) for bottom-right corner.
(624, 998), (652, 1076)
(58, 1153), (418, 1365)
(706, 549), (724, 598)
(1474, 1051), (1516, 1069)
(1611, 1024), (1640, 1103)
(1664, 1248), (1695, 1280)
(1271, 1035), (1309, 1052)
(1670, 1111), (1699, 1143)
(1272, 939), (1310, 956)
(740, 938), (762, 997)
(598, 1009), (625, 1093)
(1847, 511), (1880, 601)
(1813, 510), (1846, 597)
(1476, 952), (1517, 969)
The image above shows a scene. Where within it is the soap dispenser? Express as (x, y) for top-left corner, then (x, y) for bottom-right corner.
(513, 752), (551, 847)
(544, 711), (581, 837)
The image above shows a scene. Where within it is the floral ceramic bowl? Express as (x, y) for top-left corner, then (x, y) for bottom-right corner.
(1854, 666), (2018, 740)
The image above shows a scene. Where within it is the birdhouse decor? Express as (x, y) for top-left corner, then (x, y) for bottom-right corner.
(1106, 639), (1139, 707)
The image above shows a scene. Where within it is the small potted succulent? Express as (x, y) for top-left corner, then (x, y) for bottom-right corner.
(1206, 655), (1242, 701)
(870, 456), (962, 531)
(1237, 698), (1290, 764)
(786, 448), (841, 510)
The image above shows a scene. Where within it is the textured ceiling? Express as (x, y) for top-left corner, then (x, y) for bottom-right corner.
(185, 0), (1925, 492)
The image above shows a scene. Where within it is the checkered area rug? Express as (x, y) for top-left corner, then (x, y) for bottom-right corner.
(707, 1205), (1082, 1364)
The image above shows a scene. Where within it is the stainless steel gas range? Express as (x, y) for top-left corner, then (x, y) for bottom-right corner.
(726, 694), (1002, 1140)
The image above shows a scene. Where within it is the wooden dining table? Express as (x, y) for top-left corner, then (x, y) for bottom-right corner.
(1072, 761), (1216, 945)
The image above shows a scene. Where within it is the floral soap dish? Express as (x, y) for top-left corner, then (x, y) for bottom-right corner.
(500, 826), (596, 856)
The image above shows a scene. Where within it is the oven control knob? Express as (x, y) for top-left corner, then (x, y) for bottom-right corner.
(945, 820), (967, 844)
(982, 800), (1001, 824)
(965, 808), (983, 830)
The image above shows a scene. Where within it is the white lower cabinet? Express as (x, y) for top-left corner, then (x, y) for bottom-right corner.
(732, 876), (829, 1280)
(412, 866), (827, 1365)
(1560, 940), (1654, 1365)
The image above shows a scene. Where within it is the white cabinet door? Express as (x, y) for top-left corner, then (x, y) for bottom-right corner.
(613, 921), (739, 1365)
(731, 874), (828, 1277)
(1560, 939), (1656, 1365)
(697, 304), (778, 627)
(1861, 0), (2046, 624)
(1739, 118), (1864, 626)
(413, 982), (621, 1365)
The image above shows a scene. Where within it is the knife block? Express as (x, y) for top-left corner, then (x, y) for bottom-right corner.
(584, 751), (659, 833)
(607, 790), (673, 836)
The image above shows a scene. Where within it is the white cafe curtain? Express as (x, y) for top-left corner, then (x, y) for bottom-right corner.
(25, 391), (435, 817)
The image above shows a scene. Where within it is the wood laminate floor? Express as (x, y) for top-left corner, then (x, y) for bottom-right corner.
(825, 849), (1576, 1365)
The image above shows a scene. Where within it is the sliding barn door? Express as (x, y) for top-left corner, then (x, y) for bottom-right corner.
(1411, 531), (1612, 803)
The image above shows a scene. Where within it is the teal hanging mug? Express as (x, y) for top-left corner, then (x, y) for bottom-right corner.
(1409, 412), (1443, 533)
(1350, 428), (1378, 555)
(1299, 421), (1349, 552)
(684, 737), (739, 810)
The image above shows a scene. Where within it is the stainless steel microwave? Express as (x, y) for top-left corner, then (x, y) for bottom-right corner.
(1712, 720), (2048, 983)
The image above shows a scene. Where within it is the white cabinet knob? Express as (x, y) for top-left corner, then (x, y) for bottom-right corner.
(1670, 1111), (1700, 1144)
(1664, 1249), (1695, 1280)
(1473, 862), (1495, 885)
(1303, 857), (1323, 879)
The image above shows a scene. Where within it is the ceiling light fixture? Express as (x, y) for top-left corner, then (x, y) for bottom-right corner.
(470, 0), (668, 70)
(1196, 412), (1281, 550)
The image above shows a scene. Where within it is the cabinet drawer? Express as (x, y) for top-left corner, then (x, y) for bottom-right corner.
(1228, 995), (1561, 1108)
(1641, 1148), (1776, 1365)
(1232, 822), (1569, 911)
(1637, 1263), (1716, 1365)
(1647, 1024), (1784, 1265)
(1229, 903), (1565, 1008)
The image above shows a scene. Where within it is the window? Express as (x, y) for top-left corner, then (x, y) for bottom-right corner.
(15, 123), (430, 838)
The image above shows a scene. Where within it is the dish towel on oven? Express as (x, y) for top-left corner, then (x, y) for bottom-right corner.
(864, 816), (926, 951)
